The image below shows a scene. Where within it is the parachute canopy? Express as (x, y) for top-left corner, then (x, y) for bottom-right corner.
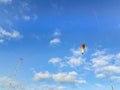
(81, 43), (85, 55)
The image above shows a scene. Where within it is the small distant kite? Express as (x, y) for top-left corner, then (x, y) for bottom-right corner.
(12, 58), (23, 77)
(111, 85), (114, 90)
(9, 58), (23, 89)
(81, 43), (85, 55)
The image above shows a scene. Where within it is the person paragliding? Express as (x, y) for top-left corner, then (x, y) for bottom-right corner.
(81, 43), (85, 55)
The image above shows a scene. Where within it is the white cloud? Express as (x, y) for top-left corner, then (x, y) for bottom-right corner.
(11, 31), (21, 38)
(102, 65), (120, 74)
(67, 57), (83, 67)
(76, 79), (86, 84)
(93, 61), (120, 77)
(96, 73), (106, 78)
(49, 57), (61, 64)
(115, 53), (120, 65)
(110, 76), (120, 82)
(33, 71), (51, 81)
(59, 62), (66, 68)
(92, 49), (106, 56)
(91, 50), (120, 80)
(50, 38), (61, 45)
(52, 71), (86, 84)
(48, 46), (86, 69)
(0, 27), (21, 38)
(116, 53), (120, 59)
(42, 84), (65, 90)
(0, 27), (22, 43)
(52, 71), (78, 83)
(48, 46), (86, 68)
(0, 0), (12, 4)
(0, 39), (4, 43)
(33, 71), (86, 84)
(95, 83), (104, 88)
(71, 46), (88, 56)
(66, 46), (85, 68)
(0, 77), (24, 89)
(23, 15), (30, 21)
(48, 57), (66, 68)
(54, 31), (61, 36)
(49, 31), (61, 46)
(71, 48), (82, 56)
(92, 55), (114, 67)
(0, 76), (66, 90)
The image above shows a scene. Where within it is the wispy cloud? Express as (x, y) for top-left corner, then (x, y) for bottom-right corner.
(23, 15), (31, 21)
(48, 45), (86, 69)
(0, 27), (21, 38)
(66, 46), (85, 68)
(0, 39), (4, 43)
(33, 71), (51, 81)
(91, 50), (120, 80)
(0, 27), (22, 43)
(95, 83), (104, 88)
(67, 56), (83, 67)
(34, 46), (120, 88)
(48, 57), (66, 68)
(110, 76), (120, 82)
(0, 77), (24, 89)
(49, 57), (61, 64)
(17, 2), (38, 21)
(92, 49), (106, 56)
(50, 38), (61, 45)
(0, 0), (12, 4)
(71, 47), (82, 56)
(33, 71), (86, 84)
(52, 71), (86, 84)
(54, 31), (61, 36)
(50, 31), (61, 46)
(0, 76), (65, 90)
(42, 84), (65, 90)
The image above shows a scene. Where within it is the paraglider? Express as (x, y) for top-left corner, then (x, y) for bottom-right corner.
(81, 43), (85, 55)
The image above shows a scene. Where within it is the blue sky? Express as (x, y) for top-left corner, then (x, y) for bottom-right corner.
(0, 0), (120, 90)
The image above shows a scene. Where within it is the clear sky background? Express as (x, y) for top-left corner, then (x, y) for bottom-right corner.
(0, 0), (120, 90)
